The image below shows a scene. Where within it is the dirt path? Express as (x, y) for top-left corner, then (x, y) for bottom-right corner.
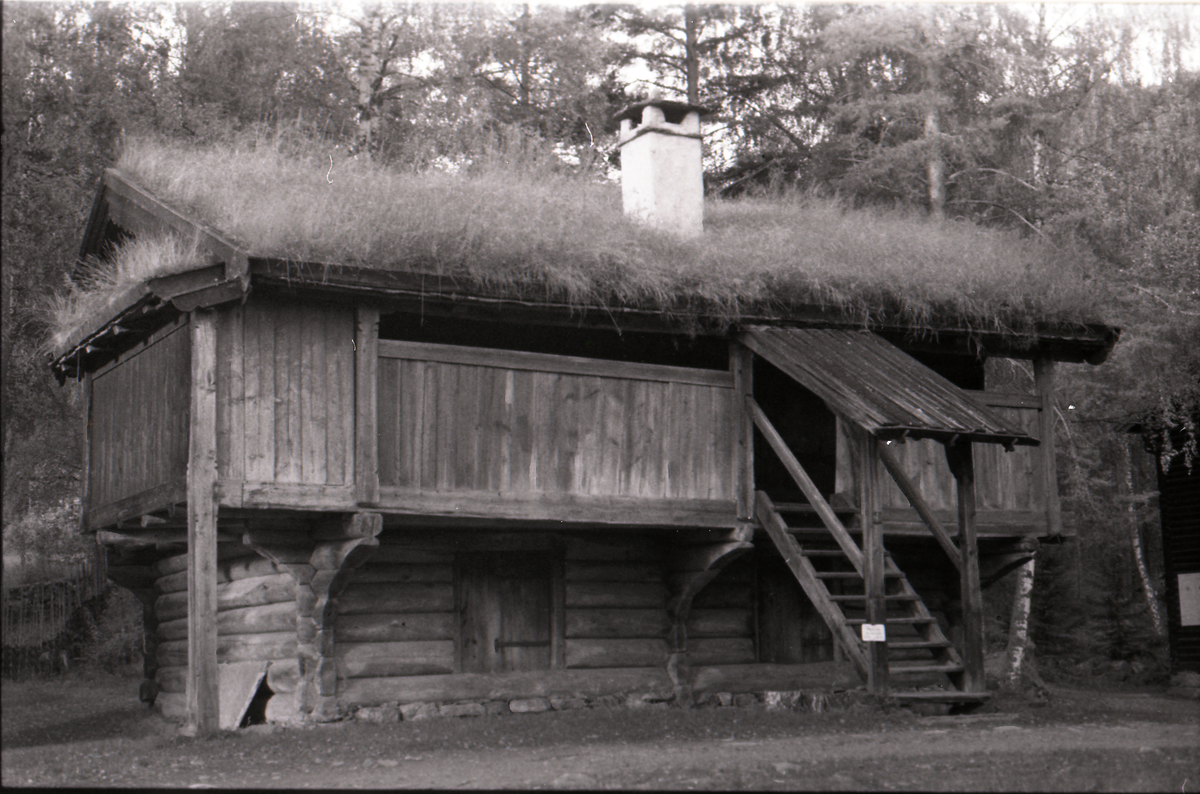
(3, 674), (1198, 790)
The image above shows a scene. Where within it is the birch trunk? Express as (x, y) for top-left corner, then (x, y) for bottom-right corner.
(1120, 436), (1166, 637)
(1005, 555), (1036, 684)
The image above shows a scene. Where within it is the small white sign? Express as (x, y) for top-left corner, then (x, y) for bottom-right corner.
(861, 623), (887, 642)
(1180, 573), (1200, 627)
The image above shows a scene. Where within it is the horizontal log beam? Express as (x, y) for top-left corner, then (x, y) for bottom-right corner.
(338, 667), (675, 706)
(689, 662), (861, 694)
(376, 489), (740, 528)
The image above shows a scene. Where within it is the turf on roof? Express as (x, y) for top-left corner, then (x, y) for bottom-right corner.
(85, 137), (1106, 337)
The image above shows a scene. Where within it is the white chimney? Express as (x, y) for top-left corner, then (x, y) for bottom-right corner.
(615, 90), (706, 238)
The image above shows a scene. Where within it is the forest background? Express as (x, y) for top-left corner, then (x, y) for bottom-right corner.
(3, 1), (1198, 682)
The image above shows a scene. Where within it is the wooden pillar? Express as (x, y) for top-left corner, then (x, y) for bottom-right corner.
(355, 307), (380, 507)
(79, 372), (93, 533)
(860, 432), (887, 695)
(185, 310), (220, 735)
(1034, 358), (1063, 536)
(946, 440), (984, 693)
(730, 343), (755, 521)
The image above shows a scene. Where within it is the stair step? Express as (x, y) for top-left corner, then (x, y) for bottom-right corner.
(813, 571), (902, 580)
(774, 502), (860, 516)
(829, 593), (922, 602)
(888, 663), (964, 675)
(796, 549), (852, 557)
(846, 616), (937, 626)
(887, 640), (953, 650)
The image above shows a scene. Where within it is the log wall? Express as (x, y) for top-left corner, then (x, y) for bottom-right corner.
(686, 554), (757, 666)
(563, 535), (670, 669)
(215, 299), (357, 491)
(151, 544), (297, 707)
(376, 340), (736, 502)
(88, 319), (190, 517)
(334, 530), (717, 705)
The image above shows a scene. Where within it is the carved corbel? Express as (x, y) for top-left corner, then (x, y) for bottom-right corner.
(666, 524), (755, 705)
(303, 512), (381, 721)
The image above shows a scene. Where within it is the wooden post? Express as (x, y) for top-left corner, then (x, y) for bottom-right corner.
(79, 372), (93, 533)
(860, 432), (887, 695)
(355, 307), (380, 506)
(186, 310), (220, 735)
(1034, 358), (1063, 536)
(730, 343), (755, 521)
(945, 440), (984, 693)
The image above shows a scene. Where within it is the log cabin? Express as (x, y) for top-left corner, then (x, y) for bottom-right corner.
(51, 96), (1118, 732)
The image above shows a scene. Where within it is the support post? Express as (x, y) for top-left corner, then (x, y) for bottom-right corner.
(730, 343), (755, 521)
(666, 525), (754, 705)
(1034, 358), (1063, 536)
(185, 310), (219, 735)
(946, 440), (984, 693)
(859, 431), (887, 695)
(355, 307), (380, 507)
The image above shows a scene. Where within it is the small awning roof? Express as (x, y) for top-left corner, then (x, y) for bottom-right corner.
(739, 326), (1039, 447)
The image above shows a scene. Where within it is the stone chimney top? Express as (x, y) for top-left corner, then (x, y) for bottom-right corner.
(614, 90), (709, 238)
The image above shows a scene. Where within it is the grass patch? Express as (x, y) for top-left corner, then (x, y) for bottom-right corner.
(44, 233), (205, 351)
(60, 133), (1107, 342)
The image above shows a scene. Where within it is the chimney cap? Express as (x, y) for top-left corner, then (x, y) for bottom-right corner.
(613, 97), (711, 126)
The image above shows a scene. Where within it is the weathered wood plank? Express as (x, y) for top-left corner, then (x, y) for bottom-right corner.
(347, 564), (454, 584)
(336, 639), (455, 663)
(338, 612), (457, 643)
(565, 581), (667, 609)
(338, 582), (455, 614)
(690, 662), (860, 694)
(564, 562), (663, 582)
(187, 310), (220, 734)
(355, 307), (380, 505)
(565, 609), (670, 639)
(377, 357), (400, 488)
(308, 308), (329, 484)
(338, 667), (674, 706)
(227, 304), (245, 484)
(686, 608), (753, 638)
(1034, 359), (1062, 536)
(946, 442), (985, 693)
(375, 489), (738, 528)
(509, 368), (534, 493)
(876, 439), (961, 570)
(157, 555), (280, 593)
(158, 601), (295, 640)
(565, 638), (668, 669)
(158, 574), (296, 622)
(364, 546), (455, 565)
(160, 633), (296, 667)
(749, 398), (865, 574)
(377, 339), (733, 387)
(688, 637), (756, 665)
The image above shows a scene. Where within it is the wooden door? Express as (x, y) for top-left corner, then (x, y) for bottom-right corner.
(459, 552), (553, 673)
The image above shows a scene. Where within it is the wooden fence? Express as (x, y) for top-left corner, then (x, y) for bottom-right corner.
(2, 552), (108, 678)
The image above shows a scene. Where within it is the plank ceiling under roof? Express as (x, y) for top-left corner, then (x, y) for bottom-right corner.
(740, 326), (1039, 448)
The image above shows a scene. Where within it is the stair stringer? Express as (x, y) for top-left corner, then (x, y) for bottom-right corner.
(756, 492), (870, 677)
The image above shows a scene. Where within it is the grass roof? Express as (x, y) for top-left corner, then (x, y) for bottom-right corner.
(51, 134), (1107, 348)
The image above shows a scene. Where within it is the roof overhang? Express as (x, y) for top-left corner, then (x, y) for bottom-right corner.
(51, 169), (1119, 380)
(739, 326), (1039, 448)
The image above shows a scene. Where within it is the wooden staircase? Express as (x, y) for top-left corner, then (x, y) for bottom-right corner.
(757, 492), (988, 706)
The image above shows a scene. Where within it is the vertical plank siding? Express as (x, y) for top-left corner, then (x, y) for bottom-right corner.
(376, 340), (736, 502)
(844, 392), (1047, 529)
(216, 300), (357, 488)
(88, 320), (190, 513)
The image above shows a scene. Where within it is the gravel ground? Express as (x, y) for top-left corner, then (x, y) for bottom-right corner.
(3, 672), (1198, 790)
